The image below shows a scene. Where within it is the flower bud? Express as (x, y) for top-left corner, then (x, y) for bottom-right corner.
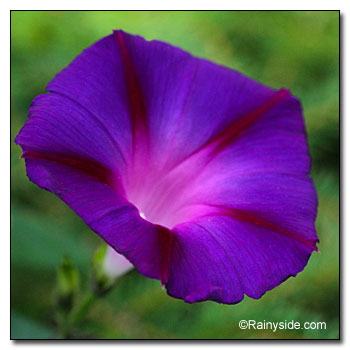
(56, 257), (80, 312)
(91, 244), (133, 296)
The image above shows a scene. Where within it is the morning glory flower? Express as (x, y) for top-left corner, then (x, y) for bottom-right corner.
(15, 30), (318, 304)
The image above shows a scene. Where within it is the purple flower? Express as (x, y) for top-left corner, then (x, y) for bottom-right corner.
(15, 30), (318, 304)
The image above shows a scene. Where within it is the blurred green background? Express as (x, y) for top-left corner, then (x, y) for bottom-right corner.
(11, 11), (339, 339)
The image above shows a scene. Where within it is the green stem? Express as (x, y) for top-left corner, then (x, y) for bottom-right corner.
(56, 313), (70, 339)
(69, 291), (97, 327)
(56, 291), (97, 339)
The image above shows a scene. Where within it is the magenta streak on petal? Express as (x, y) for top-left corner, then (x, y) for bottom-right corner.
(182, 89), (290, 167)
(21, 151), (124, 196)
(161, 89), (290, 185)
(114, 31), (148, 153)
(203, 205), (318, 251)
(142, 90), (290, 226)
(156, 225), (174, 286)
(207, 89), (290, 159)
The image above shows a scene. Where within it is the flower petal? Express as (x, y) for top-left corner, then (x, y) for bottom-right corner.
(16, 93), (128, 188)
(46, 34), (134, 163)
(162, 91), (318, 304)
(22, 157), (162, 280)
(141, 90), (316, 228)
(167, 211), (316, 304)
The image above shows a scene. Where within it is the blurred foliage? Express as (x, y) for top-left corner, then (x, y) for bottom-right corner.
(56, 257), (80, 312)
(11, 11), (339, 339)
